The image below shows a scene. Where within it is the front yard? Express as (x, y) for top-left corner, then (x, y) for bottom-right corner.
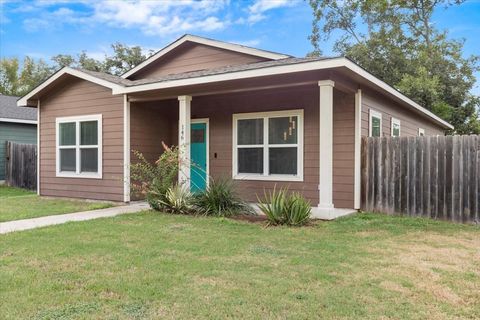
(0, 185), (113, 222)
(1, 211), (479, 319)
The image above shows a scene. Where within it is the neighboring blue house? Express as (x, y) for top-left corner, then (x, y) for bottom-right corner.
(0, 95), (37, 181)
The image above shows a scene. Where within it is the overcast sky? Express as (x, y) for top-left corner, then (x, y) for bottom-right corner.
(1, 0), (479, 93)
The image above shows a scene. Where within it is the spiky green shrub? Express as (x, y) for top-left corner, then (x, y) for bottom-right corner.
(194, 178), (253, 217)
(257, 187), (311, 226)
(157, 184), (194, 214)
(256, 187), (288, 225)
(284, 192), (311, 226)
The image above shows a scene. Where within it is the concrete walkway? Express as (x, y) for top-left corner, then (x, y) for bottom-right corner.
(0, 202), (149, 234)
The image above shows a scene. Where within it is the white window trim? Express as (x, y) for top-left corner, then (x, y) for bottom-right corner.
(55, 114), (103, 179)
(232, 109), (304, 182)
(369, 109), (382, 137)
(391, 117), (401, 137)
(418, 128), (425, 136)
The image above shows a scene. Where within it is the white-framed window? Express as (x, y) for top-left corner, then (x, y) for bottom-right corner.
(56, 114), (102, 179)
(232, 109), (304, 181)
(391, 117), (401, 137)
(418, 128), (425, 136)
(369, 109), (382, 137)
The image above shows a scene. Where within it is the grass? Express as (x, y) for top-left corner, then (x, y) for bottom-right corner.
(0, 185), (114, 222)
(0, 211), (479, 319)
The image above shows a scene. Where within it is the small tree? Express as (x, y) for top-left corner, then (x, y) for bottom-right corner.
(130, 142), (180, 210)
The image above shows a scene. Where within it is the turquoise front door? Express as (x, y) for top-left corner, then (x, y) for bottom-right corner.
(190, 122), (207, 193)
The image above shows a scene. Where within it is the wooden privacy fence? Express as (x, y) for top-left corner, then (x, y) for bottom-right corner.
(5, 141), (37, 190)
(361, 135), (480, 223)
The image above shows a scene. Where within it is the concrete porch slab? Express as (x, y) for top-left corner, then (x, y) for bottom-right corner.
(310, 207), (357, 220)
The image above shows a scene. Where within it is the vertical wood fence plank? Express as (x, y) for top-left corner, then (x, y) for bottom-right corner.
(400, 137), (408, 215)
(424, 137), (431, 217)
(361, 137), (368, 211)
(462, 136), (470, 223)
(430, 136), (438, 219)
(382, 137), (389, 214)
(445, 136), (453, 221)
(393, 138), (401, 214)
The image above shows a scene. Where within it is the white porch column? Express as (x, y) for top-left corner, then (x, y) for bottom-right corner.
(354, 89), (362, 209)
(318, 80), (335, 209)
(178, 95), (192, 187)
(123, 94), (131, 202)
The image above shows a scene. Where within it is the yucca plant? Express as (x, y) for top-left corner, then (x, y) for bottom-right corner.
(256, 187), (288, 225)
(194, 178), (253, 217)
(284, 192), (311, 226)
(156, 184), (194, 215)
(257, 187), (311, 226)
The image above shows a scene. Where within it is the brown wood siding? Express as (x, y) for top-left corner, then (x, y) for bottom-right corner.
(130, 101), (176, 163)
(39, 77), (124, 201)
(333, 91), (355, 208)
(361, 90), (445, 137)
(130, 42), (269, 80)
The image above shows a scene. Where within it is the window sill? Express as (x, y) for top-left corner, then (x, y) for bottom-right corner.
(233, 174), (303, 182)
(56, 172), (102, 179)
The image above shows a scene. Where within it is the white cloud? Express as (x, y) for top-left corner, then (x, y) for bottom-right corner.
(246, 0), (300, 24)
(91, 0), (228, 35)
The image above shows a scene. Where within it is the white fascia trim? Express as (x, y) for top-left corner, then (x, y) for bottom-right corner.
(0, 118), (37, 124)
(116, 57), (452, 130)
(121, 34), (290, 79)
(17, 67), (124, 107)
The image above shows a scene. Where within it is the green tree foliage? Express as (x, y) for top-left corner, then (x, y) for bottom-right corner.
(309, 0), (480, 134)
(0, 57), (51, 96)
(1, 43), (152, 97)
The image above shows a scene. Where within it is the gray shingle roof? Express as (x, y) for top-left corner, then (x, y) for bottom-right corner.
(73, 56), (336, 88)
(128, 56), (334, 86)
(71, 68), (132, 86)
(0, 95), (37, 121)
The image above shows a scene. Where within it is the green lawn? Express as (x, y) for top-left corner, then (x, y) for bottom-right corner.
(0, 211), (478, 319)
(0, 185), (114, 222)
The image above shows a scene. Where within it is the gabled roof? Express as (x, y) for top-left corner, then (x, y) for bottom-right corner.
(17, 57), (453, 130)
(16, 67), (126, 107)
(0, 95), (37, 124)
(121, 34), (291, 79)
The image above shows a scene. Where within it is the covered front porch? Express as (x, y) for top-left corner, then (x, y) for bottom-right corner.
(125, 73), (360, 219)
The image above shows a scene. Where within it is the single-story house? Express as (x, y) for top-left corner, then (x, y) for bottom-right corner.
(17, 34), (452, 218)
(0, 95), (37, 182)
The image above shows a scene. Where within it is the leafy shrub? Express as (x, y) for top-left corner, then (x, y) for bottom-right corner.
(194, 178), (253, 217)
(157, 184), (194, 214)
(257, 187), (311, 226)
(130, 143), (180, 211)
